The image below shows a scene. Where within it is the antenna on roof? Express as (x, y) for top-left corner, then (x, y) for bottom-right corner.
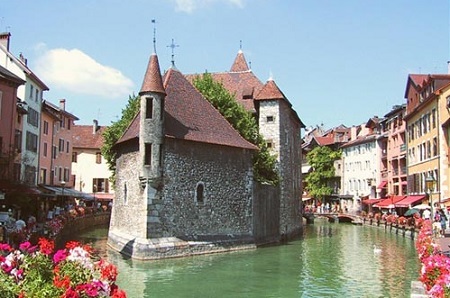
(167, 38), (179, 68)
(152, 19), (157, 53)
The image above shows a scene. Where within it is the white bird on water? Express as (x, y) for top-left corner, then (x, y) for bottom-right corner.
(373, 245), (382, 254)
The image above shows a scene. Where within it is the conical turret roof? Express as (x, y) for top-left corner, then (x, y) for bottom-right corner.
(140, 53), (166, 95)
(230, 50), (250, 72)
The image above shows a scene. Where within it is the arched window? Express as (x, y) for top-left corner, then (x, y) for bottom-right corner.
(195, 182), (205, 205)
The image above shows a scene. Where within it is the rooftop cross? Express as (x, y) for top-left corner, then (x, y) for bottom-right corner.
(167, 38), (179, 68)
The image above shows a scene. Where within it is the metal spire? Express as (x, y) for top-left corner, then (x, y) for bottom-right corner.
(152, 19), (157, 53)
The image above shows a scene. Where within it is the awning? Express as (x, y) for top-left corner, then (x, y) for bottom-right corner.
(395, 195), (426, 208)
(362, 198), (384, 205)
(0, 181), (42, 196)
(377, 181), (387, 189)
(93, 193), (114, 201)
(39, 185), (94, 200)
(374, 195), (406, 208)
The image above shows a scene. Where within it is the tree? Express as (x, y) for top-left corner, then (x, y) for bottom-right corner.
(305, 146), (341, 200)
(192, 73), (279, 185)
(101, 94), (140, 186)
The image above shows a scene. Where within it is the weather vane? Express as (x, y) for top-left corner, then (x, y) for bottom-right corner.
(167, 38), (179, 67)
(152, 19), (157, 53)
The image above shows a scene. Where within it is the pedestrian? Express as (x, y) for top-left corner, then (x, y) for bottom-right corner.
(27, 215), (37, 232)
(439, 209), (447, 235)
(15, 218), (26, 232)
(422, 208), (431, 220)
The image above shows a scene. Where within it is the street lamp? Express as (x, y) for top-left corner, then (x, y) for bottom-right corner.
(425, 173), (436, 221)
(60, 180), (66, 197)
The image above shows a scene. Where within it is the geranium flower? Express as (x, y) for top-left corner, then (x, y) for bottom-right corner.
(54, 249), (68, 264)
(0, 239), (127, 297)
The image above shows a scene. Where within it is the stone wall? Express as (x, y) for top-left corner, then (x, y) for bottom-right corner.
(159, 139), (255, 239)
(278, 100), (303, 238)
(109, 139), (149, 239)
(253, 183), (280, 245)
(56, 212), (111, 248)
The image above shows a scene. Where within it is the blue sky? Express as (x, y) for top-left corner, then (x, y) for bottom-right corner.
(1, 0), (449, 130)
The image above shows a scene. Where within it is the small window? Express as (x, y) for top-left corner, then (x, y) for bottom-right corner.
(146, 97), (153, 119)
(72, 152), (77, 163)
(96, 152), (102, 164)
(195, 182), (205, 204)
(124, 183), (128, 204)
(144, 143), (152, 166)
(266, 116), (274, 122)
(43, 121), (49, 135)
(267, 142), (273, 149)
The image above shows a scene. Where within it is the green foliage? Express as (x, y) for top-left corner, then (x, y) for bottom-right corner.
(305, 146), (341, 199)
(192, 73), (279, 185)
(101, 94), (140, 186)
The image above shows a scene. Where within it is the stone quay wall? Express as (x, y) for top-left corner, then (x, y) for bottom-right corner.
(55, 212), (111, 247)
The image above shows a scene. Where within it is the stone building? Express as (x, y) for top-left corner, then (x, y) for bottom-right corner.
(108, 51), (262, 259)
(188, 50), (305, 239)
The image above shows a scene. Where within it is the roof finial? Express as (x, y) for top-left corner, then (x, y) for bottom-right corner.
(240, 40), (242, 50)
(152, 19), (157, 53)
(167, 38), (179, 67)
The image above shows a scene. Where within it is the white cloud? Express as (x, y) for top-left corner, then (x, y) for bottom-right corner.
(172, 0), (245, 13)
(34, 47), (134, 99)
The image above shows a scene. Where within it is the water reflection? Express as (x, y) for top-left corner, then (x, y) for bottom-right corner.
(75, 219), (419, 298)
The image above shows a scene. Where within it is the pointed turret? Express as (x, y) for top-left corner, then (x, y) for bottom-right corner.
(255, 78), (286, 101)
(230, 49), (250, 72)
(140, 53), (166, 95)
(139, 52), (166, 188)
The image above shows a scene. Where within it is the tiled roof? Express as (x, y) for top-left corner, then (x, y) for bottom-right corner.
(230, 50), (250, 72)
(163, 68), (257, 150)
(140, 53), (166, 95)
(186, 71), (263, 112)
(255, 79), (287, 102)
(409, 74), (428, 88)
(117, 65), (257, 151)
(72, 125), (107, 149)
(315, 136), (334, 146)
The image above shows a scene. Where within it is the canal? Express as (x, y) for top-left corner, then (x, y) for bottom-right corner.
(76, 218), (420, 298)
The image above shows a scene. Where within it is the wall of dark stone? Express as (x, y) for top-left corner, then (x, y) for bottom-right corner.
(158, 139), (255, 239)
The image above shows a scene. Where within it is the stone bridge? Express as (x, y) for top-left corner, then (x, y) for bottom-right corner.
(302, 212), (361, 224)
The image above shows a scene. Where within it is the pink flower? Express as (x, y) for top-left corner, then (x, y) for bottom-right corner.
(53, 249), (68, 264)
(19, 241), (31, 251)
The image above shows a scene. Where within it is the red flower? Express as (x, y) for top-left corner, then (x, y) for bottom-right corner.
(62, 287), (80, 298)
(38, 238), (55, 255)
(111, 286), (127, 298)
(98, 259), (118, 282)
(65, 241), (81, 250)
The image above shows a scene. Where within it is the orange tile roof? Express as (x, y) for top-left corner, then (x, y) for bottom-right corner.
(72, 125), (107, 149)
(140, 53), (166, 95)
(117, 64), (257, 151)
(230, 50), (250, 72)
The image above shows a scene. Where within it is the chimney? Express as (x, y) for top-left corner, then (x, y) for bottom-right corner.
(93, 119), (98, 134)
(59, 99), (66, 111)
(0, 32), (11, 51)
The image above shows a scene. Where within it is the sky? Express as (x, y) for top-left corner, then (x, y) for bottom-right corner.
(1, 0), (449, 130)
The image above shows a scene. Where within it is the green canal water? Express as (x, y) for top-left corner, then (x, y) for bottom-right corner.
(76, 219), (420, 298)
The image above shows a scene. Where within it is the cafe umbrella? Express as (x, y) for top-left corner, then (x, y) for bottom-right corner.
(404, 208), (420, 217)
(414, 204), (431, 210)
